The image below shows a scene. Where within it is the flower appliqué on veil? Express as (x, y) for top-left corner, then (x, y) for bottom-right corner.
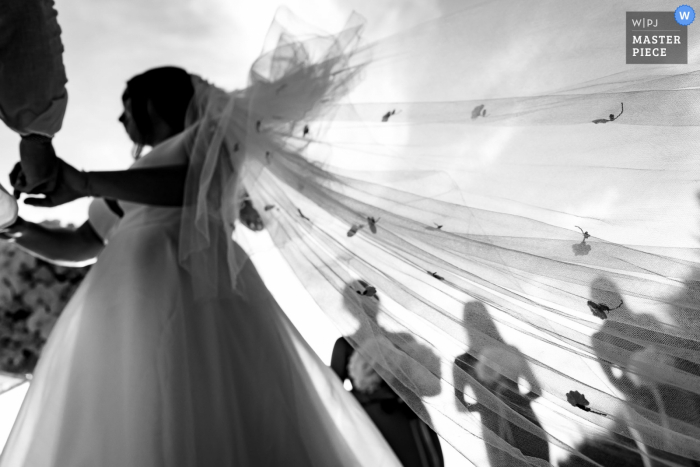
(566, 390), (607, 416)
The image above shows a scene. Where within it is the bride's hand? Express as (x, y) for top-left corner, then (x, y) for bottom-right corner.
(14, 159), (90, 208)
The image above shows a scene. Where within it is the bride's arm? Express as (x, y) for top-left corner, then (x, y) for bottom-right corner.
(19, 128), (192, 208)
(82, 165), (189, 207)
(0, 217), (104, 265)
(21, 162), (189, 208)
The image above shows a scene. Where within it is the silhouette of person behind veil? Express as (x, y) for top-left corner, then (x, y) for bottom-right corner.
(590, 277), (700, 467)
(330, 283), (444, 467)
(453, 301), (549, 466)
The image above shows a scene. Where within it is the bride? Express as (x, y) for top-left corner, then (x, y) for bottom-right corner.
(0, 63), (403, 465)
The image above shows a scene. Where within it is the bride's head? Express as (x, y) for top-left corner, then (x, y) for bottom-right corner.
(119, 66), (195, 152)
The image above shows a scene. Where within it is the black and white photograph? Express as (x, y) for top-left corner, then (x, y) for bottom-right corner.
(0, 1), (699, 466)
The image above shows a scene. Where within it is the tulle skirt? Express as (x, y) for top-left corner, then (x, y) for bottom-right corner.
(0, 216), (401, 466)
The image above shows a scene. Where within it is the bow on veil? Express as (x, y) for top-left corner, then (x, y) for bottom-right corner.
(180, 2), (700, 466)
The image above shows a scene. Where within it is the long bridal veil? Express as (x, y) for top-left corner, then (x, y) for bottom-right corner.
(183, 1), (700, 465)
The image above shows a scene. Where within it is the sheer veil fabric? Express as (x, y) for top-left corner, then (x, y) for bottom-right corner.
(183, 1), (700, 465)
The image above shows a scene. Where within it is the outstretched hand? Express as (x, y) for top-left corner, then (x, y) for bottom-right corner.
(11, 158), (90, 207)
(239, 201), (264, 231)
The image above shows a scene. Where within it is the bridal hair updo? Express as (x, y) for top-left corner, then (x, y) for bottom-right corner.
(123, 66), (195, 155)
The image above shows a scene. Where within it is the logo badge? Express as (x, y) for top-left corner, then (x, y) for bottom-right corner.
(675, 5), (695, 26)
(627, 12), (688, 64)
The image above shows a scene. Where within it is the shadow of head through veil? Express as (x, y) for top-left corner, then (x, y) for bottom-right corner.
(329, 282), (445, 467)
(452, 301), (549, 465)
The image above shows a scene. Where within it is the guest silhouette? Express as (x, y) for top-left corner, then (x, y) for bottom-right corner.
(331, 283), (444, 467)
(453, 301), (549, 465)
(590, 277), (700, 467)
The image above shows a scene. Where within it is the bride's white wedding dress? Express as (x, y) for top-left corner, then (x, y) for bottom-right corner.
(0, 126), (401, 466)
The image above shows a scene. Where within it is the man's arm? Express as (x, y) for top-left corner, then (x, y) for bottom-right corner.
(0, 218), (104, 265)
(0, 0), (68, 192)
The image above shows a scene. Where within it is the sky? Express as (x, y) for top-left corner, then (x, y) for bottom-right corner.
(0, 0), (471, 464)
